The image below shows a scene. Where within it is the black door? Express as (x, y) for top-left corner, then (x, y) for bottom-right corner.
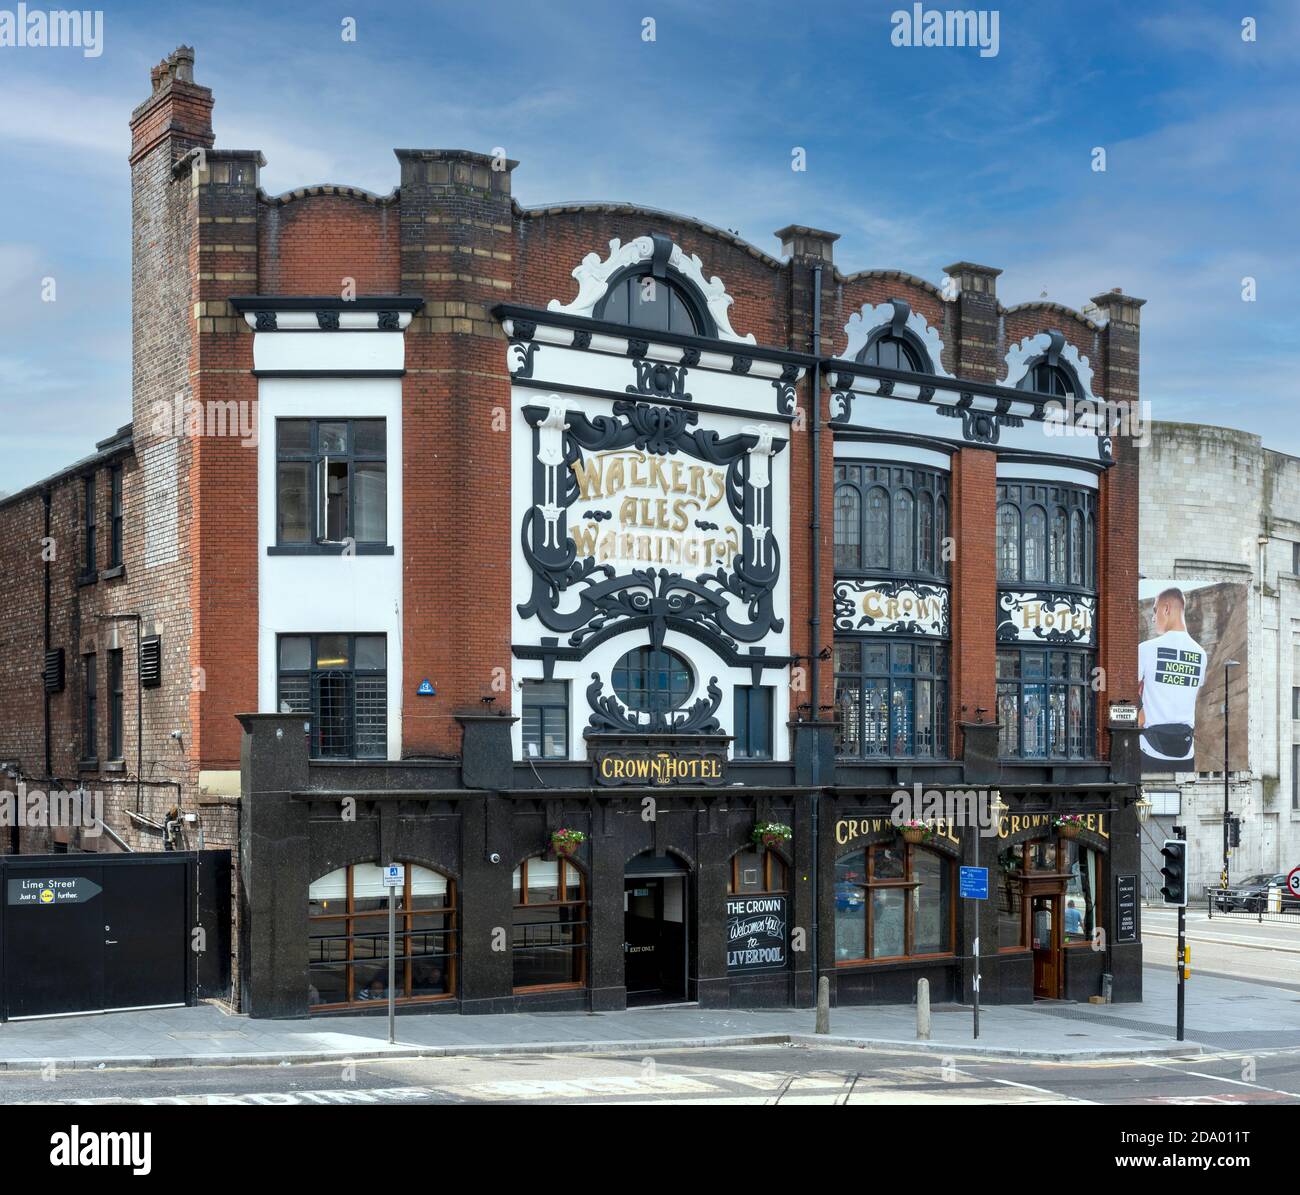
(624, 876), (687, 1004)
(3, 865), (105, 1018)
(104, 860), (188, 1010)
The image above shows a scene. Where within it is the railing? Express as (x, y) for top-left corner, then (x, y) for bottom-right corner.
(1205, 885), (1299, 925)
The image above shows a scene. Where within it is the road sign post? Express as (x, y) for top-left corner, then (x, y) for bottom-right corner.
(383, 863), (404, 1044)
(959, 860), (989, 1040)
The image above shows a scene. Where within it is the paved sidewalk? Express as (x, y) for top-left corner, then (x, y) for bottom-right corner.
(1, 968), (1296, 1072)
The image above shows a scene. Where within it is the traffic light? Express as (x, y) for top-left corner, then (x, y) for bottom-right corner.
(1227, 815), (1242, 849)
(1160, 839), (1188, 907)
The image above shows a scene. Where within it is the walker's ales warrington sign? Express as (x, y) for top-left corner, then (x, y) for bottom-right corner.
(833, 578), (949, 637)
(996, 591), (1095, 645)
(725, 895), (788, 971)
(593, 744), (729, 786)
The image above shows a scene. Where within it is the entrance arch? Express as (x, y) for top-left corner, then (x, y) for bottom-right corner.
(623, 851), (692, 1005)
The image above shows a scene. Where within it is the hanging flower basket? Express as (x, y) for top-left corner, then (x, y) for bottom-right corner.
(1054, 815), (1084, 839)
(549, 828), (587, 858)
(752, 822), (793, 850)
(898, 819), (934, 845)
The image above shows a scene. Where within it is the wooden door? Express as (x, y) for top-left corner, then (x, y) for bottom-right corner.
(1031, 894), (1061, 999)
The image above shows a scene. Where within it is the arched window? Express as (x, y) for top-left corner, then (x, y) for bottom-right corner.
(862, 334), (924, 372)
(917, 491), (934, 575)
(996, 482), (1096, 589)
(728, 845), (790, 896)
(864, 485), (889, 569)
(513, 856), (587, 990)
(996, 503), (1020, 581)
(1019, 360), (1076, 397)
(1050, 509), (1068, 583)
(834, 485), (861, 569)
(936, 495), (948, 578)
(891, 490), (914, 573)
(612, 647), (692, 714)
(307, 862), (457, 1010)
(1069, 511), (1084, 586)
(595, 272), (704, 336)
(834, 842), (954, 962)
(1023, 507), (1047, 582)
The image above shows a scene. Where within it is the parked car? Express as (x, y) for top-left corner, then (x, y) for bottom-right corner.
(1213, 873), (1299, 913)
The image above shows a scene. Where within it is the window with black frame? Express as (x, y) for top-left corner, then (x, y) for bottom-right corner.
(275, 418), (388, 549)
(996, 647), (1096, 759)
(512, 857), (587, 990)
(107, 648), (124, 761)
(995, 481), (1095, 587)
(521, 680), (568, 759)
(277, 633), (387, 758)
(594, 271), (704, 336)
(108, 465), (123, 569)
(733, 685), (773, 759)
(860, 332), (927, 372)
(834, 639), (948, 759)
(1018, 359), (1077, 398)
(833, 462), (948, 579)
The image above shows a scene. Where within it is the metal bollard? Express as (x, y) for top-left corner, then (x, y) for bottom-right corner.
(815, 975), (830, 1034)
(917, 977), (931, 1040)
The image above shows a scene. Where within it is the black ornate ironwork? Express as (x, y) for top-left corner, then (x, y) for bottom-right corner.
(377, 310), (401, 331)
(316, 310), (340, 331)
(572, 329), (592, 350)
(255, 311), (277, 331)
(771, 362), (798, 415)
(584, 672), (724, 735)
(627, 359), (691, 401)
(936, 404), (1023, 445)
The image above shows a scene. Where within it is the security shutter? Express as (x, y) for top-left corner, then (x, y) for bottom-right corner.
(43, 648), (65, 693)
(139, 635), (162, 689)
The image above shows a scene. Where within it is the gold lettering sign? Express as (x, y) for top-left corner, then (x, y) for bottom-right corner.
(594, 748), (727, 787)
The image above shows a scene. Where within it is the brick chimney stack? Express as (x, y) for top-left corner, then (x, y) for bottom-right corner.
(129, 45), (214, 166)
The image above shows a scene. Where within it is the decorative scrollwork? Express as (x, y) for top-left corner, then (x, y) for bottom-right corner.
(584, 672), (724, 735)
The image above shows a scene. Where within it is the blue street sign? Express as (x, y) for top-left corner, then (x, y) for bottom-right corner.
(417, 679), (435, 696)
(959, 866), (989, 900)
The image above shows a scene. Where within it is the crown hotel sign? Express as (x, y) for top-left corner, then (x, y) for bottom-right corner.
(591, 736), (729, 786)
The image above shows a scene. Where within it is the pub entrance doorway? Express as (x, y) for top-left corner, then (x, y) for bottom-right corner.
(623, 855), (689, 1006)
(1031, 892), (1063, 999)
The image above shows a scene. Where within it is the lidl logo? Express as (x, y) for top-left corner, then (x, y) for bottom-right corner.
(39, 888), (54, 904)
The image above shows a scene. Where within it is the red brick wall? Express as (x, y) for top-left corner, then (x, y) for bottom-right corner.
(258, 195), (400, 295)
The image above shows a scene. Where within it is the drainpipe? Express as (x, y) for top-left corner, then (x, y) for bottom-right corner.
(42, 488), (53, 782)
(809, 264), (823, 999)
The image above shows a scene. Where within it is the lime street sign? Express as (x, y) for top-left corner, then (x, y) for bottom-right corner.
(7, 876), (102, 906)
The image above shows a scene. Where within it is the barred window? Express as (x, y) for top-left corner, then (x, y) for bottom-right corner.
(278, 633), (387, 759)
(996, 482), (1096, 589)
(834, 639), (948, 759)
(997, 648), (1096, 759)
(833, 462), (949, 582)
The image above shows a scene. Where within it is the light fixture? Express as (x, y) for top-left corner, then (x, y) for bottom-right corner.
(1135, 795), (1152, 824)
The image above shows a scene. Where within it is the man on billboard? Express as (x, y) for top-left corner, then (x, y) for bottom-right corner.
(1138, 587), (1207, 768)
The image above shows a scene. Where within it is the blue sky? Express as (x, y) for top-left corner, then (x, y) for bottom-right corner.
(1, 0), (1296, 492)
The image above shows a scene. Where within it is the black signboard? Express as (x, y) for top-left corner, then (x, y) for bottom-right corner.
(6, 876), (102, 906)
(1115, 873), (1138, 943)
(725, 895), (787, 972)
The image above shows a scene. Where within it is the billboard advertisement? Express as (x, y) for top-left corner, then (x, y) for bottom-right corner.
(1138, 580), (1248, 773)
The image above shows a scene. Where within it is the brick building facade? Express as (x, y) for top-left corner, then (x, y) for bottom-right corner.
(0, 48), (1146, 1016)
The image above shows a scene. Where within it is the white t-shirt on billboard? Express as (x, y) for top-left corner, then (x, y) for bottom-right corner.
(1138, 629), (1207, 760)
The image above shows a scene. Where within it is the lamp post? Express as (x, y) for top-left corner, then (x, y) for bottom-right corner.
(1222, 659), (1240, 890)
